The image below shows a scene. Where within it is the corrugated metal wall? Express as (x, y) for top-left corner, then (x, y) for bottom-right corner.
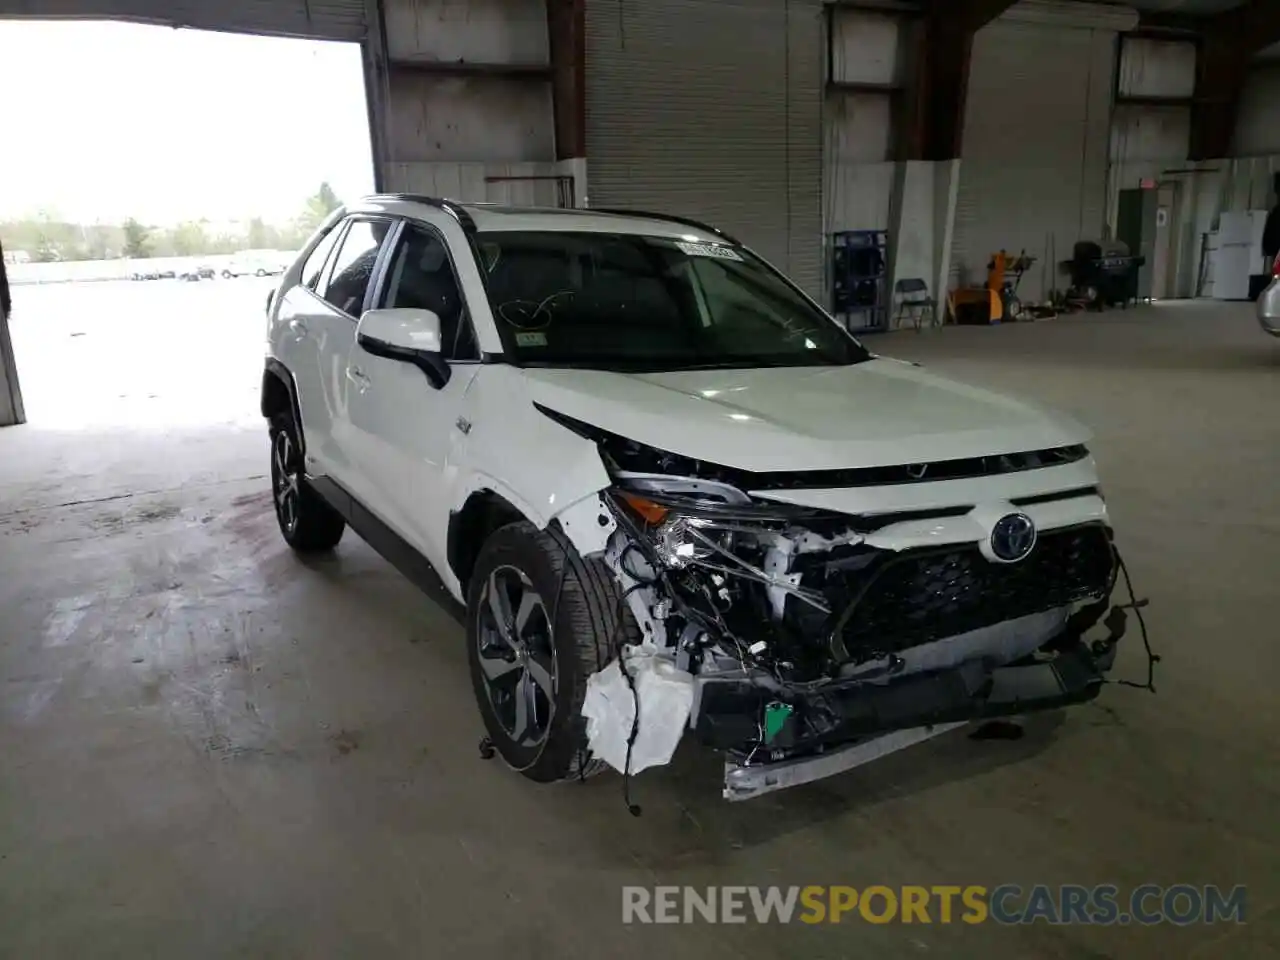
(824, 9), (897, 237)
(1106, 37), (1194, 234)
(379, 0), (568, 202)
(584, 0), (824, 297)
(383, 0), (547, 63)
(1234, 65), (1280, 158)
(952, 20), (1114, 300)
(1107, 108), (1191, 230)
(824, 94), (893, 232)
(0, 0), (365, 39)
(1117, 37), (1195, 100)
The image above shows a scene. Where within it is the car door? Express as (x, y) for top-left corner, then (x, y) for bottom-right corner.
(272, 219), (347, 475)
(298, 215), (396, 491)
(341, 216), (483, 573)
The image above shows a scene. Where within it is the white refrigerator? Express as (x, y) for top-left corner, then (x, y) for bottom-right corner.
(1211, 211), (1270, 300)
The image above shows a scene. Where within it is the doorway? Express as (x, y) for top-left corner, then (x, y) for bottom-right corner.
(0, 20), (375, 430)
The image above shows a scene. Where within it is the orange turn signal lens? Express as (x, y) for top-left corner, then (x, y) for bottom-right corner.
(617, 491), (671, 525)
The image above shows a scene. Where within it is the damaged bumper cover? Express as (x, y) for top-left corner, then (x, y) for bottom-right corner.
(713, 628), (1119, 801)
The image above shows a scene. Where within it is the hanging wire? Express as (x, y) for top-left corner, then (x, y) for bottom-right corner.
(1106, 549), (1160, 693)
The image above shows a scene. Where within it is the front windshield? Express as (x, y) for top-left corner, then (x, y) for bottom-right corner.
(474, 230), (869, 371)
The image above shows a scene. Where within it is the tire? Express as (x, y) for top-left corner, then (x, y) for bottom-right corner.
(256, 268), (267, 278)
(268, 413), (345, 552)
(466, 520), (639, 783)
(222, 270), (233, 279)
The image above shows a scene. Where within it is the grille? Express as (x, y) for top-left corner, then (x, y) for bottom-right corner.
(837, 524), (1115, 656)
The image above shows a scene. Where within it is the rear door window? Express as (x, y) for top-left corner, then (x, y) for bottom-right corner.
(301, 223), (345, 291)
(320, 219), (393, 317)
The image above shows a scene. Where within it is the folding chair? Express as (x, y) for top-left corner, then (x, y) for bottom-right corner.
(893, 278), (938, 331)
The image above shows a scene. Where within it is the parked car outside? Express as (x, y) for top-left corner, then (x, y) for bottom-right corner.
(224, 254), (285, 279)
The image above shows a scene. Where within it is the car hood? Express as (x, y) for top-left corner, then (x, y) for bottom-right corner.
(522, 359), (1091, 473)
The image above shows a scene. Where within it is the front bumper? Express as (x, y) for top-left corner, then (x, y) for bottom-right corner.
(700, 611), (1124, 801)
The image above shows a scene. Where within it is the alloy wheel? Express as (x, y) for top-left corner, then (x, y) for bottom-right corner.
(476, 565), (558, 749)
(272, 430), (301, 537)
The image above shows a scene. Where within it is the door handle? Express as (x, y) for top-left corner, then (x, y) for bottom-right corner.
(346, 366), (371, 391)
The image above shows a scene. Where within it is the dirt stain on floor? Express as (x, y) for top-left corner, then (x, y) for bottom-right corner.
(328, 730), (362, 757)
(132, 503), (183, 525)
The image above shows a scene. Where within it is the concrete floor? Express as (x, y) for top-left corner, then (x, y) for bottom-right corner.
(1, 299), (1278, 958)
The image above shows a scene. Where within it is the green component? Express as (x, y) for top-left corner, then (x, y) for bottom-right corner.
(763, 701), (793, 744)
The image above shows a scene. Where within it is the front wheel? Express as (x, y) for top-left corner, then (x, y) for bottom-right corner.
(466, 521), (637, 782)
(269, 415), (345, 552)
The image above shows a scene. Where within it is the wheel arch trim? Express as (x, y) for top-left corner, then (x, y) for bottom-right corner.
(262, 358), (306, 454)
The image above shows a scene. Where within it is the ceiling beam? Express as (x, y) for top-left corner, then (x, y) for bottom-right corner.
(958, 0), (1019, 31)
(1134, 11), (1203, 37)
(1210, 0), (1280, 56)
(901, 0), (1018, 160)
(1189, 0), (1280, 159)
(546, 0), (586, 161)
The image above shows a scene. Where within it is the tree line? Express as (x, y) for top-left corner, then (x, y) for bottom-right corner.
(1, 183), (342, 263)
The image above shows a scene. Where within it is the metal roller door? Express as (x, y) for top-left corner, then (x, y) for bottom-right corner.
(0, 0), (367, 41)
(584, 0), (824, 298)
(951, 20), (1115, 301)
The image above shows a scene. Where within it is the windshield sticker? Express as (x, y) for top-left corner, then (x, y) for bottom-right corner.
(515, 331), (548, 347)
(676, 241), (744, 262)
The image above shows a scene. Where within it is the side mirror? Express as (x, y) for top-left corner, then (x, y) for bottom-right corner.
(356, 307), (451, 390)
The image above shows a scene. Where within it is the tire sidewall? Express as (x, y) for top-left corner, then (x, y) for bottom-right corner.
(465, 525), (593, 780)
(268, 415), (300, 542)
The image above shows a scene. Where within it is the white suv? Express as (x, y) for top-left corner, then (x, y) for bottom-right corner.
(262, 196), (1147, 802)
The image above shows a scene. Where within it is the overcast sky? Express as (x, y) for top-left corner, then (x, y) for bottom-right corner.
(0, 20), (376, 225)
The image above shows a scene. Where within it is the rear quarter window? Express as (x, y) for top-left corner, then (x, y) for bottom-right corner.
(301, 224), (345, 291)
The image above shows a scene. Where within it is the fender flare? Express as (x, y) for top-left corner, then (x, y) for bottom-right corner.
(261, 358), (306, 453)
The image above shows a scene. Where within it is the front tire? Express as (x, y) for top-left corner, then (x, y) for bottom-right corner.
(466, 521), (638, 783)
(269, 414), (345, 552)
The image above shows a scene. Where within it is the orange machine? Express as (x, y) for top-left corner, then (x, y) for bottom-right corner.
(949, 250), (1034, 325)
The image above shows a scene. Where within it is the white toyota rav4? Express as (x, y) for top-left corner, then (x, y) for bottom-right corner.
(262, 195), (1151, 802)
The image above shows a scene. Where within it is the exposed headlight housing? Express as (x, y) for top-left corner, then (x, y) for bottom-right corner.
(655, 515), (729, 569)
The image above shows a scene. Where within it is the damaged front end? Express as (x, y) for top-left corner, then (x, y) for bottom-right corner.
(562, 419), (1153, 801)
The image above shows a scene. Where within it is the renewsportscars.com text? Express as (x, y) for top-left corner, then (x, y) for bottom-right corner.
(621, 884), (1247, 926)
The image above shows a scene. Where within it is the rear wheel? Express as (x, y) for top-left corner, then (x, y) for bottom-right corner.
(269, 414), (345, 552)
(466, 521), (637, 782)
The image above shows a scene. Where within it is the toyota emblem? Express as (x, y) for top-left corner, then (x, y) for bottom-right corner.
(990, 512), (1037, 562)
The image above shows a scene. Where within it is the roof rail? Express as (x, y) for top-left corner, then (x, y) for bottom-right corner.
(590, 208), (739, 245)
(367, 193), (476, 231)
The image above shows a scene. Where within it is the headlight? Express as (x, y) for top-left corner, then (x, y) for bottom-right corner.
(613, 490), (734, 569)
(655, 516), (729, 569)
(609, 487), (836, 615)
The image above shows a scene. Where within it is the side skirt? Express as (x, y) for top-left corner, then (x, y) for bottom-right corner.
(307, 475), (466, 623)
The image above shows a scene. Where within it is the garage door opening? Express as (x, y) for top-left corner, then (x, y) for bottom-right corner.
(0, 20), (376, 429)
